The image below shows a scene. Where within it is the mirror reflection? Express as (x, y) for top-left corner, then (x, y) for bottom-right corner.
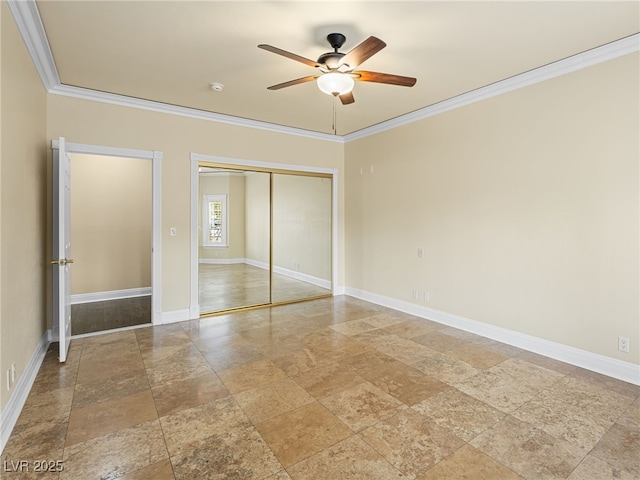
(199, 167), (270, 312)
(198, 165), (332, 315)
(272, 173), (332, 303)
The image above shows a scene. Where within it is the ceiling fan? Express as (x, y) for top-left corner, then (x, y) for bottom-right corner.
(258, 33), (417, 105)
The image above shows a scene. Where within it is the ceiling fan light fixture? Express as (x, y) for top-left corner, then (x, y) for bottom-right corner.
(317, 72), (354, 96)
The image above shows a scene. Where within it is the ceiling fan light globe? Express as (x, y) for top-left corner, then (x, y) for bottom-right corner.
(317, 72), (355, 96)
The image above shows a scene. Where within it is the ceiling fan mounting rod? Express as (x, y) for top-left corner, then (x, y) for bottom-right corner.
(326, 33), (346, 52)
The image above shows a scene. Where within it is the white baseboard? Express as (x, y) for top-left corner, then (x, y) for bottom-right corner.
(0, 330), (51, 453)
(71, 287), (151, 305)
(244, 258), (331, 290)
(199, 258), (246, 265)
(244, 258), (268, 270)
(345, 287), (640, 386)
(160, 309), (193, 325)
(274, 266), (331, 290)
(333, 285), (346, 296)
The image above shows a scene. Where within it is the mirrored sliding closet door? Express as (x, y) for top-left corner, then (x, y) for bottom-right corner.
(198, 164), (333, 316)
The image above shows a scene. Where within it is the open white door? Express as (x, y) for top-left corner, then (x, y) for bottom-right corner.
(52, 137), (72, 362)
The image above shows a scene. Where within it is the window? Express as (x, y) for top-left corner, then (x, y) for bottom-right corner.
(202, 194), (227, 247)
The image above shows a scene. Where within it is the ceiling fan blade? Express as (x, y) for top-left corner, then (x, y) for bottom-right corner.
(258, 44), (320, 68)
(355, 70), (417, 87)
(340, 36), (386, 68)
(339, 91), (355, 105)
(266, 76), (318, 90)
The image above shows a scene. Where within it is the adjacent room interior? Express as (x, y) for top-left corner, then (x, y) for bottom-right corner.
(69, 153), (152, 334)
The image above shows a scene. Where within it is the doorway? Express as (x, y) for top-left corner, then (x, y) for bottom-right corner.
(190, 154), (337, 316)
(52, 139), (162, 338)
(69, 153), (152, 334)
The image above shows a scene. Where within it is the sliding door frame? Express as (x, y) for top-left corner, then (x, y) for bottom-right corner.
(190, 153), (338, 317)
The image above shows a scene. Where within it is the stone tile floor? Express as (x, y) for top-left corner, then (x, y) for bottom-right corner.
(2, 296), (638, 479)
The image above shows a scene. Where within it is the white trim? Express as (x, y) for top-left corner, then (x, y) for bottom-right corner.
(190, 157), (200, 315)
(6, 0), (338, 141)
(51, 140), (163, 326)
(49, 33), (640, 143)
(345, 287), (640, 386)
(161, 309), (193, 325)
(275, 266), (331, 290)
(152, 152), (162, 325)
(243, 258), (269, 270)
(202, 256), (332, 289)
(51, 84), (342, 143)
(244, 258), (331, 290)
(331, 172), (339, 295)
(6, 0), (59, 91)
(70, 287), (151, 305)
(199, 258), (246, 265)
(344, 34), (640, 142)
(9, 1), (638, 141)
(0, 330), (51, 453)
(51, 140), (159, 161)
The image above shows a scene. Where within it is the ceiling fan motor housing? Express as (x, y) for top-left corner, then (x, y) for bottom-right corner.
(317, 33), (348, 70)
(317, 52), (345, 69)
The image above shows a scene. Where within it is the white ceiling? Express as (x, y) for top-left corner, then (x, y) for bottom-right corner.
(34, 1), (639, 136)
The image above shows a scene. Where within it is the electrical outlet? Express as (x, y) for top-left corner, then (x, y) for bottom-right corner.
(618, 336), (630, 353)
(412, 289), (419, 300)
(418, 248), (425, 258)
(424, 291), (430, 302)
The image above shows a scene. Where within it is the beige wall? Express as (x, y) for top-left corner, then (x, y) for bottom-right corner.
(47, 95), (345, 313)
(273, 173), (332, 281)
(2, 3), (636, 428)
(70, 153), (152, 294)
(244, 171), (271, 265)
(1, 2), (48, 410)
(346, 52), (639, 365)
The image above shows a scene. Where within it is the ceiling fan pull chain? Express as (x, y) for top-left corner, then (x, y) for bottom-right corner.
(332, 95), (337, 135)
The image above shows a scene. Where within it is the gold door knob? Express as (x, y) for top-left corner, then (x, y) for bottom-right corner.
(51, 258), (74, 266)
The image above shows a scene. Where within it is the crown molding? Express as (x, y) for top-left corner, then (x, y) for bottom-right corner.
(9, 0), (638, 145)
(6, 0), (60, 90)
(344, 33), (640, 142)
(49, 84), (343, 143)
(6, 0), (342, 143)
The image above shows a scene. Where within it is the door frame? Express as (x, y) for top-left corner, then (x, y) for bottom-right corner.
(52, 140), (163, 325)
(190, 153), (338, 317)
